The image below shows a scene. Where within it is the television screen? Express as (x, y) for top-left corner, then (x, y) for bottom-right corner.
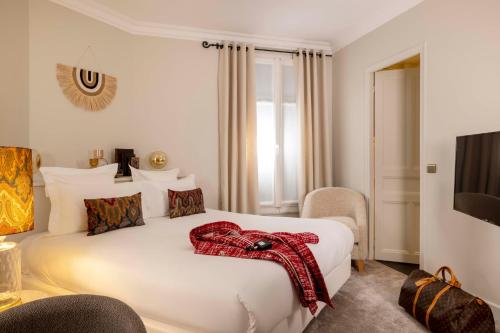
(454, 131), (500, 226)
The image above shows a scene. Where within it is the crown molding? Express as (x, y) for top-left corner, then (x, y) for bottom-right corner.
(50, 0), (333, 53)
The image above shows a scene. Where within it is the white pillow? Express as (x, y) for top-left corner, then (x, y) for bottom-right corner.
(136, 175), (197, 218)
(151, 174), (196, 191)
(48, 181), (162, 235)
(45, 173), (118, 230)
(130, 166), (179, 182)
(48, 175), (198, 234)
(40, 164), (118, 197)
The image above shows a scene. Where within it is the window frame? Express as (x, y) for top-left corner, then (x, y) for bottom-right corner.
(256, 52), (299, 215)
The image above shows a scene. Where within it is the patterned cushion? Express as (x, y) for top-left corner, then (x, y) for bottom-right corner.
(168, 188), (206, 219)
(84, 192), (145, 236)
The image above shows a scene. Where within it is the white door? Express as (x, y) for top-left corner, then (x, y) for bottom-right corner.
(374, 68), (420, 264)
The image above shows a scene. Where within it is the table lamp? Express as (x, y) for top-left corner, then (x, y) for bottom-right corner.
(0, 147), (34, 310)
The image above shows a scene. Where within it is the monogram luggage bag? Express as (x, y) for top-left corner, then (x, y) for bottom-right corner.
(399, 266), (495, 333)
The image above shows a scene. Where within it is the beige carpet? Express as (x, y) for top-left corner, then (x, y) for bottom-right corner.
(304, 260), (427, 333)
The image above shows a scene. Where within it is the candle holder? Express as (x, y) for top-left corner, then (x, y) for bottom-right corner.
(88, 149), (108, 168)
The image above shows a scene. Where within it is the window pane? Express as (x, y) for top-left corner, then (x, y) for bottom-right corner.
(282, 65), (298, 202)
(256, 63), (273, 102)
(257, 101), (275, 203)
(283, 102), (298, 201)
(256, 63), (275, 204)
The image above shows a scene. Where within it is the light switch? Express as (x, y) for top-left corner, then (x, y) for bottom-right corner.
(426, 164), (437, 174)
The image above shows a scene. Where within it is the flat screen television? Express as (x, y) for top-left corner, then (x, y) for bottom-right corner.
(454, 131), (500, 226)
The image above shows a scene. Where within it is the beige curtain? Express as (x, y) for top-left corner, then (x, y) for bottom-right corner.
(296, 50), (333, 208)
(218, 43), (259, 214)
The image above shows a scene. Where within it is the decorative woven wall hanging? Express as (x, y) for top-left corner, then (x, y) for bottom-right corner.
(56, 63), (117, 111)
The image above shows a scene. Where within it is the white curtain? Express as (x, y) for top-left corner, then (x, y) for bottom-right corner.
(296, 50), (333, 208)
(218, 43), (259, 214)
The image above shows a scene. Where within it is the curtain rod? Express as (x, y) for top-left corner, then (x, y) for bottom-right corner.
(202, 41), (333, 58)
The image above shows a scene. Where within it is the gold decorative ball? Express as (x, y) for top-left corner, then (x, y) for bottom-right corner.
(150, 151), (167, 169)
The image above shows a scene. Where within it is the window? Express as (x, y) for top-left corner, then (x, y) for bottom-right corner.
(256, 55), (298, 214)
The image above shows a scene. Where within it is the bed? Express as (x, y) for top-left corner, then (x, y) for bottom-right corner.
(20, 209), (353, 333)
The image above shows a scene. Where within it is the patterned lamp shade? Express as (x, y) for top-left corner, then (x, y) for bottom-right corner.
(0, 147), (34, 236)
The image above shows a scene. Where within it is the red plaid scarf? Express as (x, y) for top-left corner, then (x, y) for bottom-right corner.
(189, 221), (333, 314)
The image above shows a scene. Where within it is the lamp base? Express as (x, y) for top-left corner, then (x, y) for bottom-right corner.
(0, 293), (21, 311)
(0, 242), (21, 311)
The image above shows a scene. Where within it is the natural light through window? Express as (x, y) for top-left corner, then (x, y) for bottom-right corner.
(257, 100), (275, 203)
(256, 56), (298, 214)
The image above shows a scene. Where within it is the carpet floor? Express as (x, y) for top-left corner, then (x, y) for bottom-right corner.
(304, 260), (427, 333)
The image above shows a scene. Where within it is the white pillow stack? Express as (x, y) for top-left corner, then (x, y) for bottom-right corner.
(47, 182), (143, 234)
(39, 164), (198, 235)
(130, 166), (198, 217)
(40, 164), (119, 234)
(140, 175), (197, 218)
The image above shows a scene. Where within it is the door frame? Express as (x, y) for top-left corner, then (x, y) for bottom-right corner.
(364, 44), (427, 267)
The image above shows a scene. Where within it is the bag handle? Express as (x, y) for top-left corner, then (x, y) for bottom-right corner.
(434, 266), (461, 288)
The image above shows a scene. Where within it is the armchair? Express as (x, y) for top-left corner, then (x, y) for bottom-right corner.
(0, 294), (146, 333)
(302, 187), (368, 271)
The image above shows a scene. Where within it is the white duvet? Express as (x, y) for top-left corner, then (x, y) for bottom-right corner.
(21, 209), (353, 333)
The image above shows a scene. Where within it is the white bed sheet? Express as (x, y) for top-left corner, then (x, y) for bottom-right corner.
(20, 209), (353, 333)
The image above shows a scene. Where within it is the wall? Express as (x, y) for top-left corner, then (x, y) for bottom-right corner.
(333, 0), (500, 322)
(3, 0), (218, 241)
(0, 0), (29, 147)
(0, 0), (37, 244)
(28, 0), (219, 206)
(129, 35), (219, 204)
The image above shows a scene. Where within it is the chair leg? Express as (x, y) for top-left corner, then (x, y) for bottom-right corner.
(355, 260), (365, 272)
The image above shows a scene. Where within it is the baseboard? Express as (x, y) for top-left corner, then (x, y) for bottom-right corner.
(484, 298), (500, 330)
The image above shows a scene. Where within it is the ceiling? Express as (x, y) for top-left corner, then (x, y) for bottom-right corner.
(56, 0), (423, 50)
